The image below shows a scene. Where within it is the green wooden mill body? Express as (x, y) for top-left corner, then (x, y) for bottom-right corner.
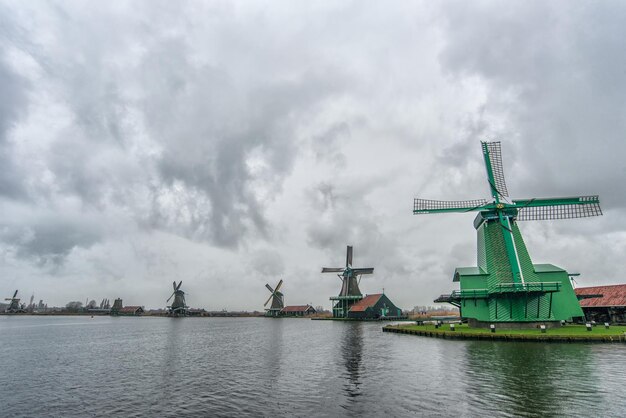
(415, 142), (602, 326)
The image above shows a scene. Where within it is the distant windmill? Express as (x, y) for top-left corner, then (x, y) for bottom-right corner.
(167, 281), (188, 316)
(322, 246), (374, 318)
(264, 279), (284, 317)
(4, 290), (23, 313)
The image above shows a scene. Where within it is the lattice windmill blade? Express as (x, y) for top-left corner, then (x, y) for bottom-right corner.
(513, 196), (602, 221)
(352, 268), (374, 275)
(413, 198), (489, 214)
(481, 141), (509, 199)
(13, 290), (18, 298)
(322, 267), (344, 273)
(264, 293), (274, 307)
(346, 246), (353, 267)
(176, 281), (183, 290)
(275, 279), (283, 292)
(265, 284), (274, 293)
(166, 292), (175, 303)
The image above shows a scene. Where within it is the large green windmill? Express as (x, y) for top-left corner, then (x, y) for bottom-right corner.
(414, 142), (602, 327)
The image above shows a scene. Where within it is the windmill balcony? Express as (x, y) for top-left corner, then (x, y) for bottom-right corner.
(451, 289), (489, 299)
(329, 295), (364, 301)
(491, 282), (561, 294)
(440, 282), (563, 302)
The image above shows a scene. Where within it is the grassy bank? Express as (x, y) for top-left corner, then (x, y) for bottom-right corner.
(383, 323), (626, 342)
(311, 317), (412, 321)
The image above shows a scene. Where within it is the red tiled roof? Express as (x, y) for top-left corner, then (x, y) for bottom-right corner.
(349, 294), (383, 312)
(576, 285), (626, 307)
(281, 305), (313, 313)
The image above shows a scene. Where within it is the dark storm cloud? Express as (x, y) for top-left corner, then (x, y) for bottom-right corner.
(305, 175), (413, 280)
(119, 12), (356, 247)
(0, 54), (29, 199)
(149, 67), (350, 246)
(0, 1), (354, 257)
(0, 217), (102, 267)
(439, 1), (626, 216)
(249, 249), (285, 278)
(306, 180), (379, 255)
(311, 122), (350, 167)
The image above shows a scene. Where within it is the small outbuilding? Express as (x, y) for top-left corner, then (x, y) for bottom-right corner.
(347, 293), (403, 320)
(575, 284), (626, 324)
(187, 308), (206, 317)
(118, 306), (144, 316)
(280, 305), (316, 317)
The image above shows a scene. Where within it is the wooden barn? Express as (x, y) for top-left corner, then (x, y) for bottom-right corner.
(187, 308), (206, 317)
(575, 284), (626, 324)
(117, 306), (144, 316)
(347, 293), (403, 320)
(280, 305), (316, 317)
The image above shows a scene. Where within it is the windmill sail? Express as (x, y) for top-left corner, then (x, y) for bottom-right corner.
(346, 246), (353, 267)
(514, 196), (602, 221)
(482, 141), (509, 198)
(322, 267), (344, 273)
(413, 199), (489, 214)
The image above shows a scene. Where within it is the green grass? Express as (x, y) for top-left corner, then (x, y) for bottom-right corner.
(391, 323), (626, 337)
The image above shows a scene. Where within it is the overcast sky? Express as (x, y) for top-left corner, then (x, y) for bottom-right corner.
(1, 1), (625, 310)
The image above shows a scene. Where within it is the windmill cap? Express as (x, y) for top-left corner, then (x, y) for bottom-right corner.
(473, 208), (518, 229)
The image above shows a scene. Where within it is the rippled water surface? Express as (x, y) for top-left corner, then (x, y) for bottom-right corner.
(1, 316), (625, 417)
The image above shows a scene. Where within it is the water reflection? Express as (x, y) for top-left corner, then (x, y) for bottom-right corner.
(161, 318), (184, 393)
(341, 323), (363, 399)
(463, 341), (602, 416)
(263, 318), (284, 388)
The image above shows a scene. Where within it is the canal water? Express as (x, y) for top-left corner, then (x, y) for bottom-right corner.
(1, 316), (625, 417)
